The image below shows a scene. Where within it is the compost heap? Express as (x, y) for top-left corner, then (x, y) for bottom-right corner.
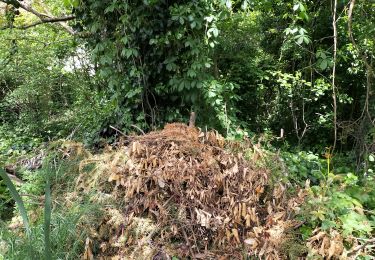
(76, 123), (307, 259)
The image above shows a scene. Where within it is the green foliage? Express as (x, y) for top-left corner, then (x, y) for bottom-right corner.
(201, 80), (241, 133)
(0, 205), (92, 260)
(255, 71), (333, 147)
(0, 179), (12, 219)
(0, 18), (110, 145)
(74, 0), (238, 129)
(281, 151), (325, 184)
(0, 125), (42, 164)
(213, 11), (275, 133)
(303, 180), (374, 237)
(1, 0), (374, 151)
(277, 149), (375, 247)
(0, 168), (30, 234)
(296, 162), (375, 256)
(0, 146), (100, 260)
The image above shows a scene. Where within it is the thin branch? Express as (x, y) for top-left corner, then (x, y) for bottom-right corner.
(2, 0), (51, 18)
(131, 124), (146, 135)
(331, 0), (338, 152)
(40, 0), (75, 35)
(6, 15), (75, 30)
(0, 0), (76, 34)
(16, 1), (51, 19)
(110, 125), (130, 138)
(347, 237), (375, 257)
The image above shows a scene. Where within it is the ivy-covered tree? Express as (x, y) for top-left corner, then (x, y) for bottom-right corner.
(74, 0), (239, 131)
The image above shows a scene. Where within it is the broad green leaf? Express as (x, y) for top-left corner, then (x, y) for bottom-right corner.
(321, 219), (336, 230)
(299, 28), (306, 35)
(291, 28), (298, 34)
(303, 35), (310, 44)
(178, 81), (185, 91)
(299, 3), (306, 12)
(319, 60), (328, 70)
(296, 36), (304, 44)
(299, 11), (309, 21)
(63, 0), (70, 8)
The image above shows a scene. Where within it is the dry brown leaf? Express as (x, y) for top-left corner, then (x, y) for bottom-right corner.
(232, 228), (240, 244)
(244, 238), (258, 249)
(82, 237), (94, 260)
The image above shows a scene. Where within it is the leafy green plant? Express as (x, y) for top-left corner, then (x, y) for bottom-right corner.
(281, 151), (325, 184)
(299, 163), (375, 255)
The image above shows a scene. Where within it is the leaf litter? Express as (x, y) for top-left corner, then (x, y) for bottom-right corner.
(71, 123), (309, 259)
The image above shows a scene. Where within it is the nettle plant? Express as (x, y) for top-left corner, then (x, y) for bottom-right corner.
(298, 152), (375, 246)
(74, 0), (234, 129)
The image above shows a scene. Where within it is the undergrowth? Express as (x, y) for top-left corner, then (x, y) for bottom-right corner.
(1, 136), (374, 259)
(0, 142), (103, 260)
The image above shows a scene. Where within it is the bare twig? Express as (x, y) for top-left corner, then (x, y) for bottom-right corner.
(347, 237), (375, 257)
(131, 124), (146, 135)
(1, 15), (76, 30)
(189, 111), (196, 128)
(181, 227), (195, 257)
(110, 125), (130, 137)
(188, 207), (200, 254)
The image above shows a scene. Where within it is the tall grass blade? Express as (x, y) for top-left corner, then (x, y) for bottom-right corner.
(44, 177), (52, 260)
(0, 168), (30, 234)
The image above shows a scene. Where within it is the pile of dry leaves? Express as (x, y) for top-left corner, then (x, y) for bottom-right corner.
(75, 123), (307, 259)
